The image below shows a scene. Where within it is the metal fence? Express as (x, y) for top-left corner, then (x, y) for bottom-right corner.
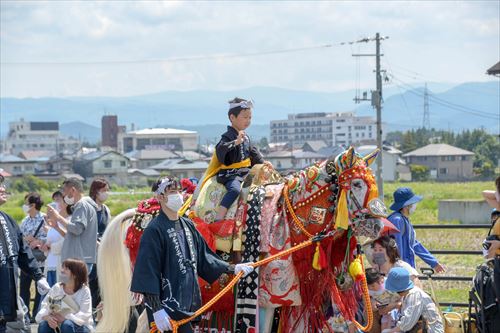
(413, 223), (490, 308)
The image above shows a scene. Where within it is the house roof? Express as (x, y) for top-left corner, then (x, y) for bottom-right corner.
(357, 145), (402, 155)
(265, 149), (326, 159)
(0, 154), (29, 163)
(150, 158), (208, 171)
(128, 168), (161, 177)
(61, 173), (85, 181)
(18, 150), (55, 160)
(174, 151), (208, 161)
(317, 146), (345, 159)
(486, 61), (500, 75)
(403, 144), (474, 157)
(80, 151), (129, 161)
(128, 128), (197, 136)
(125, 149), (179, 160)
(302, 140), (328, 152)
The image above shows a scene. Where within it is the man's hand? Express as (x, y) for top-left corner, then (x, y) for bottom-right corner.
(235, 263), (254, 277)
(235, 131), (246, 145)
(153, 309), (172, 331)
(37, 278), (50, 295)
(47, 315), (59, 329)
(53, 312), (65, 323)
(46, 205), (62, 224)
(433, 262), (446, 273)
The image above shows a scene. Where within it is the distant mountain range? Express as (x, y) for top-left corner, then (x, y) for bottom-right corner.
(1, 82), (498, 144)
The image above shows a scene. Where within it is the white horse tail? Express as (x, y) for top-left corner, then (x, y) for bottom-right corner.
(96, 208), (136, 333)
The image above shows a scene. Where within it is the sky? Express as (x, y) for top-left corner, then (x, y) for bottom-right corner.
(1, 1), (499, 98)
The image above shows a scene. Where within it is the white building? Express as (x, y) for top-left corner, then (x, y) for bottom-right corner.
(118, 128), (199, 153)
(357, 145), (408, 182)
(270, 112), (384, 147)
(3, 119), (80, 155)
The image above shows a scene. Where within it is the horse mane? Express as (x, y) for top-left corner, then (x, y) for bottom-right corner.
(96, 208), (136, 333)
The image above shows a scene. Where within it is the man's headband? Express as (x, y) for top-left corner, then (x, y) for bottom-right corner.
(154, 178), (179, 195)
(229, 100), (254, 110)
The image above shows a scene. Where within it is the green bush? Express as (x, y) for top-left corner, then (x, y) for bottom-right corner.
(410, 164), (430, 181)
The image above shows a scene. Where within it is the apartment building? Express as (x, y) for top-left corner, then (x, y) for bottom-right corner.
(270, 112), (382, 146)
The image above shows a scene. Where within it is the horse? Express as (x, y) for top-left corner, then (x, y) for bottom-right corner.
(96, 146), (391, 333)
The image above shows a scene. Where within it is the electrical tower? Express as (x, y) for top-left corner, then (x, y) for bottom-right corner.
(422, 83), (430, 130)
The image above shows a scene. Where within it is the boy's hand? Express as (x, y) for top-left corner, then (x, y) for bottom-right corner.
(235, 131), (246, 145)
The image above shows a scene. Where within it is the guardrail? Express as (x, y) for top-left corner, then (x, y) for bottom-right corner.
(413, 223), (490, 308)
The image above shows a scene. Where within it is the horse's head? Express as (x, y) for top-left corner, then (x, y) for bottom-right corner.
(330, 146), (391, 238)
(284, 146), (391, 240)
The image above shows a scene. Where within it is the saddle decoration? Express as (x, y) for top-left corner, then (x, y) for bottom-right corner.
(334, 148), (380, 230)
(125, 197), (161, 266)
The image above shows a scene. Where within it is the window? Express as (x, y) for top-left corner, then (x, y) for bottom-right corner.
(461, 156), (467, 161)
(103, 160), (112, 168)
(439, 168), (447, 175)
(120, 161), (126, 167)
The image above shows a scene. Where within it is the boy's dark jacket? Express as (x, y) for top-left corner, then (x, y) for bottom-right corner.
(215, 126), (264, 183)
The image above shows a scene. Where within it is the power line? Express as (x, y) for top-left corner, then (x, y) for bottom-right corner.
(382, 60), (499, 97)
(389, 74), (499, 120)
(1, 42), (346, 66)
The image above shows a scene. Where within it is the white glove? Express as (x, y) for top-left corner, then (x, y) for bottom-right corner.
(37, 278), (50, 295)
(153, 309), (172, 332)
(235, 263), (254, 277)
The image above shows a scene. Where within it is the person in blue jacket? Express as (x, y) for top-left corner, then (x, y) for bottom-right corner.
(387, 187), (446, 273)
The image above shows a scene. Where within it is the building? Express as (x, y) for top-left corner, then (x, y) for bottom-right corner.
(357, 145), (408, 182)
(486, 61), (500, 77)
(101, 115), (121, 149)
(0, 154), (37, 176)
(264, 149), (327, 171)
(3, 119), (80, 155)
(118, 128), (198, 153)
(73, 151), (129, 181)
(403, 143), (474, 181)
(125, 149), (179, 169)
(127, 168), (161, 187)
(150, 158), (208, 179)
(270, 112), (383, 147)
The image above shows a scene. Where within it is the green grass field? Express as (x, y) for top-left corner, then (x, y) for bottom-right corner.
(4, 181), (494, 310)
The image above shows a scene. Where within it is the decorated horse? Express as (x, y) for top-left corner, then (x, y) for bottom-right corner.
(97, 146), (394, 333)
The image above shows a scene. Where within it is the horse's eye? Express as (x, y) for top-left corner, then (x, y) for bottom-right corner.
(352, 181), (362, 188)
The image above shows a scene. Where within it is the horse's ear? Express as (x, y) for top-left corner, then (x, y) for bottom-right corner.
(345, 146), (356, 168)
(363, 148), (380, 167)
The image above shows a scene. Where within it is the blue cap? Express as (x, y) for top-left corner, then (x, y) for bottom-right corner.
(389, 187), (423, 211)
(384, 267), (414, 293)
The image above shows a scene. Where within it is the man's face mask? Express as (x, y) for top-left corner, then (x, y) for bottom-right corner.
(64, 187), (75, 205)
(165, 192), (184, 212)
(408, 203), (417, 214)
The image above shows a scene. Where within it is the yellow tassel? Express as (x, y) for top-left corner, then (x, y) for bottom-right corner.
(312, 242), (321, 270)
(349, 257), (364, 281)
(335, 190), (349, 230)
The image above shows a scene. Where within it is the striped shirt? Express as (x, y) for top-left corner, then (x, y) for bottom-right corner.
(397, 286), (444, 333)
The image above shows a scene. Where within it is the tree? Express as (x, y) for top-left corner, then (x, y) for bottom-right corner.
(410, 164), (430, 181)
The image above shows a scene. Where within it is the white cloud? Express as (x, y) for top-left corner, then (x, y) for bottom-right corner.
(0, 1), (498, 97)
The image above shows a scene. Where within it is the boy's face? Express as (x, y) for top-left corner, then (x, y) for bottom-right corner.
(230, 109), (252, 131)
(368, 277), (384, 292)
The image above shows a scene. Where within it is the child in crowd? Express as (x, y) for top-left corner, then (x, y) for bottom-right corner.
(365, 268), (400, 333)
(214, 97), (268, 221)
(384, 267), (444, 333)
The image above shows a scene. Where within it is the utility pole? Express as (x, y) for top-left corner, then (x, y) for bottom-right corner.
(422, 82), (430, 130)
(351, 33), (387, 197)
(375, 33), (383, 198)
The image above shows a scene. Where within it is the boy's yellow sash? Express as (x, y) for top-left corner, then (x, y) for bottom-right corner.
(178, 153), (251, 216)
